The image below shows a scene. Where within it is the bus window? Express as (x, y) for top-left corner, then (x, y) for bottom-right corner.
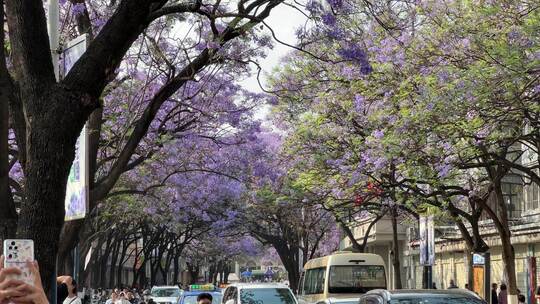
(304, 267), (326, 295)
(328, 265), (386, 294)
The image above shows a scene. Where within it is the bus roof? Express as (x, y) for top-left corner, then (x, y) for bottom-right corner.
(303, 252), (385, 270)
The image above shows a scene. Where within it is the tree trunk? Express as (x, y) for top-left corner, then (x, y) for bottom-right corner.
(173, 255), (180, 284)
(117, 241), (129, 287)
(391, 209), (402, 289)
(273, 243), (299, 292)
(109, 239), (121, 288)
(0, 3), (17, 239)
(494, 181), (518, 303)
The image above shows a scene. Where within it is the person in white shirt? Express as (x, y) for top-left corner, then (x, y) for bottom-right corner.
(105, 292), (118, 304)
(63, 280), (83, 304)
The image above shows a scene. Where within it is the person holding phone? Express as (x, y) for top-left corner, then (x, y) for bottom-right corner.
(0, 255), (48, 304)
(63, 280), (81, 304)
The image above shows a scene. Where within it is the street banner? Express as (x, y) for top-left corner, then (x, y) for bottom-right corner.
(419, 216), (435, 266)
(473, 266), (485, 298)
(527, 257), (537, 304)
(62, 34), (90, 221)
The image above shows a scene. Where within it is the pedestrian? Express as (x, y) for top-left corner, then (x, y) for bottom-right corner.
(106, 292), (118, 304)
(118, 292), (131, 304)
(63, 280), (83, 304)
(58, 275), (75, 304)
(432, 282), (437, 289)
(196, 293), (213, 304)
(448, 279), (458, 289)
(465, 283), (470, 290)
(127, 291), (138, 304)
(498, 283), (508, 304)
(492, 283), (499, 304)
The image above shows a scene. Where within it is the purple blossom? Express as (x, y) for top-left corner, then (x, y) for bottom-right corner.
(326, 27), (345, 40)
(372, 129), (384, 139)
(437, 163), (452, 178)
(321, 12), (336, 27)
(337, 44), (372, 74)
(373, 157), (387, 170)
(306, 0), (323, 13)
(353, 94), (364, 112)
(326, 0), (343, 9)
(72, 3), (86, 17)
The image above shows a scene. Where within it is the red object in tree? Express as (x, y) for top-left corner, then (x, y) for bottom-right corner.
(367, 182), (383, 196)
(355, 195), (363, 206)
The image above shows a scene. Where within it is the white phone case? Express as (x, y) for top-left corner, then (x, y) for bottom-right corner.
(3, 239), (35, 285)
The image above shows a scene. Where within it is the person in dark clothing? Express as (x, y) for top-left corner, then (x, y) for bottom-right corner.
(448, 279), (458, 289)
(499, 283), (508, 304)
(492, 283), (499, 304)
(432, 282), (437, 289)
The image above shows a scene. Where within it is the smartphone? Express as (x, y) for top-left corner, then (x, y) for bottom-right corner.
(3, 239), (35, 285)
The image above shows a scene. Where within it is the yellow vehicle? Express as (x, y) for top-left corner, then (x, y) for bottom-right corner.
(297, 252), (387, 304)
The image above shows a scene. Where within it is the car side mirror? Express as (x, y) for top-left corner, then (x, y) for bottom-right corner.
(225, 300), (235, 304)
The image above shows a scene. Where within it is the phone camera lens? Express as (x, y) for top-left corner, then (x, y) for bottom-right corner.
(10, 241), (15, 246)
(14, 246), (17, 250)
(7, 254), (12, 259)
(8, 246), (12, 250)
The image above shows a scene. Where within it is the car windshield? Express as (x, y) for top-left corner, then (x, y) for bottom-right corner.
(151, 289), (181, 297)
(389, 296), (485, 304)
(182, 295), (222, 304)
(240, 288), (296, 304)
(328, 265), (386, 293)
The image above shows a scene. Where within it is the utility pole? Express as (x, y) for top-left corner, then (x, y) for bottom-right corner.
(47, 2), (59, 302)
(48, 0), (60, 80)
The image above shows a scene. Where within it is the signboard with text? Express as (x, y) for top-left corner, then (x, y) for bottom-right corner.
(419, 216), (435, 266)
(62, 34), (90, 221)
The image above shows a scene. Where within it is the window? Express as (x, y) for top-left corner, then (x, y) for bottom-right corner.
(329, 265), (386, 294)
(150, 288), (181, 297)
(503, 182), (522, 218)
(240, 288), (296, 304)
(482, 181), (523, 221)
(298, 272), (305, 295)
(525, 170), (540, 212)
(303, 267), (326, 295)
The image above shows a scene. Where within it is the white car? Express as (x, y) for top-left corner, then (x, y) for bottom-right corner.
(222, 283), (298, 304)
(150, 286), (183, 304)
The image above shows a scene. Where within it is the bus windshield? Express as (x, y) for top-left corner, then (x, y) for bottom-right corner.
(328, 265), (386, 293)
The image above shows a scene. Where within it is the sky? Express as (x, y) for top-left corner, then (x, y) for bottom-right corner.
(238, 4), (308, 120)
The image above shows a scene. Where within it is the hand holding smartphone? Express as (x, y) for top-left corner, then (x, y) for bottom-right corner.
(2, 239), (35, 286)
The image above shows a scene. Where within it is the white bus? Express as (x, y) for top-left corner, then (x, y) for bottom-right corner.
(297, 252), (387, 304)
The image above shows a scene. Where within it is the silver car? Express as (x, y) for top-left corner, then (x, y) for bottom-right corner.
(358, 289), (487, 304)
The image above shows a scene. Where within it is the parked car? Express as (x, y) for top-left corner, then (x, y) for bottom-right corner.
(150, 286), (183, 304)
(222, 283), (297, 304)
(358, 289), (487, 304)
